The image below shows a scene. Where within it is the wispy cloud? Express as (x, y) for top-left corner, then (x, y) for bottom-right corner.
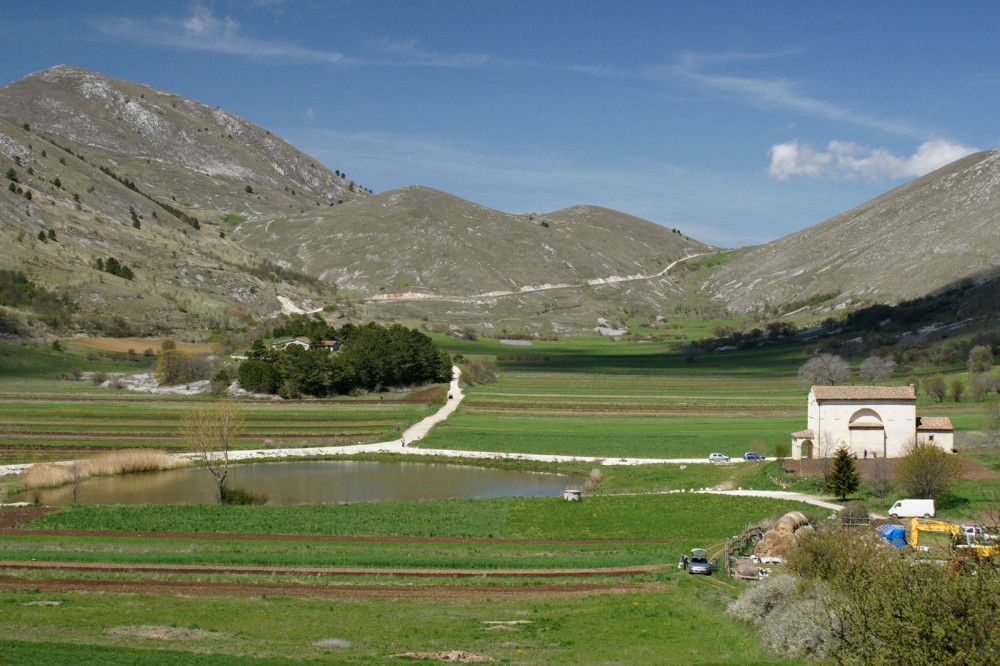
(93, 3), (356, 65)
(659, 51), (924, 139)
(767, 139), (979, 181)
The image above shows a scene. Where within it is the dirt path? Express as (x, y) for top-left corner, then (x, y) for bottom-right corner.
(0, 560), (667, 579)
(0, 575), (666, 600)
(369, 251), (713, 304)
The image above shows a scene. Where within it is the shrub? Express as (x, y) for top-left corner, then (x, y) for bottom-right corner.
(461, 358), (498, 385)
(894, 442), (964, 499)
(220, 486), (267, 505)
(840, 500), (869, 524)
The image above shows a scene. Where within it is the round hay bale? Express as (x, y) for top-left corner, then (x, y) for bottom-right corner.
(782, 511), (809, 529)
(793, 524), (815, 538)
(734, 559), (760, 578)
(772, 519), (795, 536)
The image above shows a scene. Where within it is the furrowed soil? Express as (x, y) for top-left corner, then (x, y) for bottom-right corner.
(783, 455), (1000, 480)
(0, 575), (667, 600)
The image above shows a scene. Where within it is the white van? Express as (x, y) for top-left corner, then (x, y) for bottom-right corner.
(888, 499), (935, 519)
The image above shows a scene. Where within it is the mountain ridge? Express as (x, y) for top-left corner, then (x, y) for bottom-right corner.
(704, 149), (1000, 313)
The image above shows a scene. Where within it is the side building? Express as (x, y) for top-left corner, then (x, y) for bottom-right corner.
(790, 385), (953, 460)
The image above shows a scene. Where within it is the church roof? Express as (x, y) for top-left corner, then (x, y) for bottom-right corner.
(812, 385), (916, 401)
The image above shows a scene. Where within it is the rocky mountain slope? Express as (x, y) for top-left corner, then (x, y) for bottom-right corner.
(234, 185), (714, 333)
(0, 65), (713, 335)
(0, 65), (374, 334)
(704, 150), (1000, 314)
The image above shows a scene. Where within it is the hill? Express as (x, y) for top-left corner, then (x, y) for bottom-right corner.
(0, 65), (716, 336)
(704, 150), (1000, 314)
(0, 65), (375, 335)
(234, 186), (715, 333)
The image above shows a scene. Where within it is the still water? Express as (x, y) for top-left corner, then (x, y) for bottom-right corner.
(20, 461), (574, 506)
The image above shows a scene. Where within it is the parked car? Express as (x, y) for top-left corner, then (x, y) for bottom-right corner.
(708, 452), (730, 462)
(687, 549), (718, 575)
(743, 452), (766, 461)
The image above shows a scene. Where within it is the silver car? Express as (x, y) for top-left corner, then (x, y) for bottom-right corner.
(687, 548), (718, 575)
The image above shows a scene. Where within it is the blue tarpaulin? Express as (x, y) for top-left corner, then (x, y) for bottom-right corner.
(876, 523), (907, 548)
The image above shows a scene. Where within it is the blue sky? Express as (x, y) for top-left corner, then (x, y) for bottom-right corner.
(1, 2), (996, 247)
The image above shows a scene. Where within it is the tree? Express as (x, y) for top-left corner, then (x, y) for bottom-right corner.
(824, 446), (860, 500)
(780, 527), (1000, 665)
(245, 185), (253, 194)
(968, 344), (994, 376)
(859, 356), (891, 384)
(870, 453), (892, 508)
(924, 374), (947, 402)
(894, 441), (964, 499)
(798, 353), (850, 386)
(180, 401), (242, 502)
(951, 379), (964, 403)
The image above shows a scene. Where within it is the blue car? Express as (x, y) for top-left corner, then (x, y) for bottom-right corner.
(743, 452), (766, 461)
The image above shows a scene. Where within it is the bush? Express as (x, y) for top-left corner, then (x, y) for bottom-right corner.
(461, 358), (498, 385)
(728, 574), (830, 659)
(895, 442), (964, 499)
(840, 500), (869, 524)
(220, 486), (267, 505)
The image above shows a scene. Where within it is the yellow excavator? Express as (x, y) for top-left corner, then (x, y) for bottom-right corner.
(908, 518), (999, 558)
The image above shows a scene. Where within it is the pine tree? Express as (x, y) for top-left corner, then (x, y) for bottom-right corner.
(825, 446), (861, 501)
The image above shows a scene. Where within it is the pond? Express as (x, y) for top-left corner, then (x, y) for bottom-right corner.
(17, 461), (576, 506)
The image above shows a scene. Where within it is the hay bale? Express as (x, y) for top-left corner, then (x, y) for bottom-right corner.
(784, 511), (809, 528)
(794, 524), (815, 538)
(734, 559), (760, 579)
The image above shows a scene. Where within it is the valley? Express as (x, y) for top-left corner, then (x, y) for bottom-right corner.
(1, 62), (999, 665)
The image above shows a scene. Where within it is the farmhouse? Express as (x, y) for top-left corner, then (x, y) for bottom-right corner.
(790, 385), (953, 460)
(269, 337), (341, 352)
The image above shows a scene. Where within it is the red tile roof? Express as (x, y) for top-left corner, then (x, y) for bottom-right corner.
(917, 416), (954, 431)
(812, 385), (915, 401)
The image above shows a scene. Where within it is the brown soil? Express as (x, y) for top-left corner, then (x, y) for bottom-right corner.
(0, 575), (666, 601)
(0, 560), (666, 579)
(0, 506), (56, 527)
(782, 454), (1000, 481)
(0, 525), (681, 546)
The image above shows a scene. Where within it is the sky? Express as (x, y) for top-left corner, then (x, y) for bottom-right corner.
(0, 1), (996, 247)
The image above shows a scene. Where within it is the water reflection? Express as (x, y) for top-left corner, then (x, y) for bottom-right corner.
(18, 461), (573, 506)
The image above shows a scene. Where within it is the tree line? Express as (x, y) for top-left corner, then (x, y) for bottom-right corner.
(238, 320), (451, 398)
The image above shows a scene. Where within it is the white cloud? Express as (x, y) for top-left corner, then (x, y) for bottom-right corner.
(304, 107), (315, 122)
(768, 139), (978, 181)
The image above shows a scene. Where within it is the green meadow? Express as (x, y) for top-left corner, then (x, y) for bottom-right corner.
(1, 334), (997, 664)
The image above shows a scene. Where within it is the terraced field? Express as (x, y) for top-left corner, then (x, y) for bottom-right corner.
(0, 496), (816, 664)
(0, 388), (436, 465)
(422, 339), (806, 458)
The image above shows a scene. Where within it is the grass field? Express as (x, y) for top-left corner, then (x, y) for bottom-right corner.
(0, 495), (816, 665)
(1, 333), (998, 663)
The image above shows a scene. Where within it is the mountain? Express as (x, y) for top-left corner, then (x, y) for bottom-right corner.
(233, 186), (714, 332)
(0, 65), (374, 335)
(704, 150), (1000, 314)
(0, 65), (713, 336)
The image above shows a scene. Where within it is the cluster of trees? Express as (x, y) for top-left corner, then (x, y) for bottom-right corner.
(95, 256), (135, 281)
(238, 321), (451, 398)
(0, 269), (74, 330)
(156, 340), (221, 387)
(823, 440), (964, 504)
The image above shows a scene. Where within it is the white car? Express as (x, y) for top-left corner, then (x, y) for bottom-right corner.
(708, 453), (730, 462)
